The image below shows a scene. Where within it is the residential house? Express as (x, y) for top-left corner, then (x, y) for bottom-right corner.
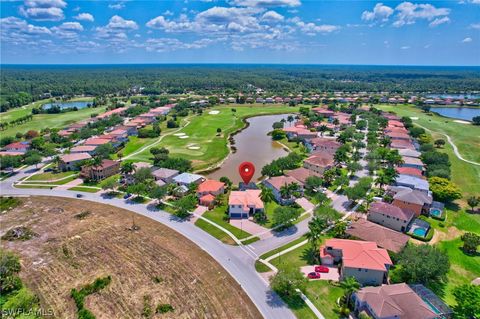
(320, 239), (393, 286)
(197, 179), (225, 206)
(353, 283), (452, 319)
(312, 108), (335, 119)
(398, 149), (421, 158)
(395, 167), (424, 179)
(386, 131), (411, 141)
(228, 190), (264, 219)
(59, 153), (92, 171)
(4, 141), (30, 154)
(390, 186), (433, 216)
(80, 159), (120, 181)
(282, 126), (318, 140)
(395, 174), (430, 193)
(263, 175), (302, 204)
(70, 145), (97, 155)
(152, 168), (179, 183)
(84, 138), (111, 147)
(303, 153), (335, 175)
(390, 139), (415, 150)
(387, 120), (405, 128)
(367, 202), (415, 232)
(305, 137), (341, 154)
(95, 106), (127, 120)
(285, 167), (321, 186)
(173, 172), (205, 186)
(400, 156), (424, 170)
(346, 219), (410, 253)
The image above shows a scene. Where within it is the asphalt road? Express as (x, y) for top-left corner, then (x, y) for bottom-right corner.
(0, 167), (296, 319)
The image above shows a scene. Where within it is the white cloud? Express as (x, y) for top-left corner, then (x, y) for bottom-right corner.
(428, 16), (450, 27)
(145, 37), (223, 52)
(361, 3), (394, 22)
(393, 2), (450, 27)
(19, 0), (67, 21)
(108, 2), (125, 10)
(293, 19), (339, 35)
(470, 23), (480, 29)
(51, 21), (83, 38)
(96, 15), (138, 41)
(462, 37), (472, 43)
(24, 0), (66, 9)
(400, 45), (410, 49)
(146, 15), (194, 32)
(163, 10), (174, 16)
(0, 16), (51, 44)
(74, 13), (94, 22)
(230, 0), (300, 7)
(104, 15), (138, 30)
(261, 10), (284, 23)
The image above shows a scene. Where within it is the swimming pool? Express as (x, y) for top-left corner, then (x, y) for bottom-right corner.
(413, 228), (427, 237)
(430, 208), (442, 217)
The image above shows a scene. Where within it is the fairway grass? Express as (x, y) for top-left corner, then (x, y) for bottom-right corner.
(376, 104), (480, 199)
(127, 104), (300, 170)
(1, 105), (107, 137)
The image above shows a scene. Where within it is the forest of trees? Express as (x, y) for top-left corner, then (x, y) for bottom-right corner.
(2, 64), (480, 112)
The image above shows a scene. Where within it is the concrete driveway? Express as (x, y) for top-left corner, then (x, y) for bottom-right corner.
(300, 265), (340, 281)
(230, 219), (270, 239)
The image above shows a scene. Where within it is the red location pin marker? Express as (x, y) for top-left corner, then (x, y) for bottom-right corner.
(239, 162), (255, 184)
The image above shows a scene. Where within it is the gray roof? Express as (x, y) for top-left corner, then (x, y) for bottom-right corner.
(369, 201), (415, 221)
(395, 174), (430, 192)
(393, 187), (433, 205)
(152, 168), (179, 179)
(173, 172), (204, 184)
(398, 149), (421, 158)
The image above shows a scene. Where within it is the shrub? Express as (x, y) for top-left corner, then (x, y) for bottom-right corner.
(71, 276), (112, 319)
(156, 304), (174, 314)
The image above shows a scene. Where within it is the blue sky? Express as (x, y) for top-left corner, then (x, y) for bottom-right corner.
(1, 0), (479, 65)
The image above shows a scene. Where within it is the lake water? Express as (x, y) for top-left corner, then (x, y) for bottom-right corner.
(207, 114), (292, 184)
(426, 94), (480, 99)
(431, 107), (480, 121)
(42, 101), (93, 110)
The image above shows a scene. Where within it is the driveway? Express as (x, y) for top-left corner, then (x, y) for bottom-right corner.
(295, 197), (315, 212)
(230, 219), (271, 240)
(300, 265), (340, 282)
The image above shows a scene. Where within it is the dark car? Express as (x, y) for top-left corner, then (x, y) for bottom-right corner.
(307, 272), (321, 279)
(314, 266), (330, 273)
(123, 193), (132, 199)
(76, 194), (83, 198)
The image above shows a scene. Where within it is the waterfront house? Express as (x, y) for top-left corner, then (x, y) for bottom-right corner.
(303, 153), (335, 175)
(173, 172), (205, 186)
(197, 179), (225, 199)
(228, 190), (264, 219)
(263, 175), (302, 204)
(284, 167), (321, 186)
(367, 202), (415, 232)
(152, 168), (179, 183)
(305, 137), (342, 154)
(320, 239), (393, 286)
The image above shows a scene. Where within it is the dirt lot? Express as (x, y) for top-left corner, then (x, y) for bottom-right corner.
(0, 196), (262, 319)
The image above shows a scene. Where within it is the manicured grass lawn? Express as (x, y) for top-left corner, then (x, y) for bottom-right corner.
(68, 186), (100, 193)
(80, 174), (120, 189)
(27, 171), (76, 181)
(129, 104), (300, 170)
(439, 237), (480, 305)
(1, 105), (107, 137)
(375, 104), (480, 199)
(118, 136), (156, 158)
(15, 185), (53, 189)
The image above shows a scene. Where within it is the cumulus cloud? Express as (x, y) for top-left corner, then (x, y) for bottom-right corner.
(74, 13), (94, 22)
(51, 21), (84, 38)
(0, 16), (51, 45)
(96, 15), (138, 41)
(470, 23), (480, 29)
(393, 2), (450, 27)
(462, 37), (472, 43)
(291, 18), (339, 35)
(261, 10), (284, 23)
(230, 0), (300, 7)
(108, 2), (125, 10)
(145, 37), (224, 52)
(19, 0), (67, 21)
(429, 16), (450, 27)
(361, 3), (394, 22)
(146, 14), (194, 32)
(400, 45), (410, 49)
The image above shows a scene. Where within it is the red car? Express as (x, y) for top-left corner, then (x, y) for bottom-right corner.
(314, 266), (330, 273)
(307, 272), (321, 279)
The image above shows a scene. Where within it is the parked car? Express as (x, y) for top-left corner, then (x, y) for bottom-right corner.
(314, 266), (329, 273)
(76, 194), (83, 198)
(307, 272), (321, 279)
(123, 193), (132, 199)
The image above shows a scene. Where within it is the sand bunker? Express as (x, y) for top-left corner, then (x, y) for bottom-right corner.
(173, 133), (186, 136)
(179, 136), (189, 139)
(410, 117), (419, 120)
(209, 110), (220, 115)
(188, 146), (200, 150)
(454, 120), (470, 124)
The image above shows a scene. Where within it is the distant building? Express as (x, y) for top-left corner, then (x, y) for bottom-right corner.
(228, 190), (264, 219)
(4, 141), (30, 154)
(59, 153), (92, 171)
(81, 159), (120, 181)
(70, 145), (97, 155)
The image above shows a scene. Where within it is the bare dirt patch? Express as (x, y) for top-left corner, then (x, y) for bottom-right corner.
(0, 196), (262, 319)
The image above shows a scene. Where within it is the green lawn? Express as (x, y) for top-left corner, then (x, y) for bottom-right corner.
(1, 105), (107, 138)
(68, 186), (100, 193)
(375, 104), (480, 199)
(128, 104), (300, 170)
(27, 171), (76, 181)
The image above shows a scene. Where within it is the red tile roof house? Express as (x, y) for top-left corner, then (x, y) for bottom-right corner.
(282, 126), (318, 141)
(228, 190), (264, 219)
(263, 175), (303, 205)
(312, 107), (335, 118)
(84, 138), (111, 147)
(285, 167), (321, 186)
(197, 180), (225, 207)
(70, 145), (98, 155)
(305, 137), (342, 154)
(390, 139), (415, 150)
(114, 125), (138, 136)
(389, 186), (433, 216)
(385, 126), (409, 134)
(399, 156), (425, 171)
(94, 107), (127, 120)
(367, 202), (416, 232)
(4, 141), (31, 154)
(59, 153), (92, 171)
(346, 219), (410, 253)
(80, 159), (120, 181)
(386, 131), (412, 141)
(320, 239), (393, 286)
(303, 153), (335, 175)
(396, 167), (424, 179)
(387, 120), (405, 128)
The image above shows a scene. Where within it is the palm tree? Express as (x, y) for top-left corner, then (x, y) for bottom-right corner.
(279, 184), (291, 199)
(120, 162), (135, 182)
(340, 276), (360, 307)
(260, 185), (275, 203)
(375, 170), (390, 189)
(306, 216), (328, 252)
(287, 115), (294, 126)
(52, 155), (61, 171)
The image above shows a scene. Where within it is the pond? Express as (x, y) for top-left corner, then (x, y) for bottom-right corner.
(42, 100), (93, 110)
(206, 114), (293, 184)
(431, 107), (480, 121)
(426, 94), (480, 99)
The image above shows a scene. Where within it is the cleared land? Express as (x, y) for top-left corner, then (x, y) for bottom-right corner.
(0, 196), (262, 319)
(376, 104), (480, 199)
(126, 104), (300, 170)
